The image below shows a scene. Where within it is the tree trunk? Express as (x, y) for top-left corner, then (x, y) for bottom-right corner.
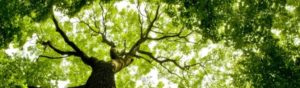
(84, 61), (115, 88)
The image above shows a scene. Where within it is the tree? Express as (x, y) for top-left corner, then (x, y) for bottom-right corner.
(1, 0), (201, 87)
(1, 0), (300, 88)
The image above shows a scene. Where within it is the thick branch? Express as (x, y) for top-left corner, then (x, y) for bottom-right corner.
(99, 4), (115, 47)
(99, 4), (107, 35)
(38, 55), (65, 59)
(128, 5), (161, 54)
(41, 41), (78, 56)
(144, 5), (160, 38)
(80, 20), (115, 47)
(136, 2), (145, 38)
(100, 33), (116, 47)
(80, 21), (100, 34)
(52, 15), (84, 54)
(134, 54), (184, 79)
(148, 34), (180, 40)
(51, 15), (98, 66)
(138, 50), (201, 70)
(79, 4), (116, 47)
(148, 26), (192, 41)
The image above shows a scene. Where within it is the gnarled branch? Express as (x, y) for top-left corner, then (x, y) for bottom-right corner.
(128, 5), (161, 55)
(45, 14), (98, 67)
(40, 41), (78, 56)
(52, 15), (84, 54)
(79, 4), (116, 47)
(38, 55), (65, 59)
(137, 50), (202, 70)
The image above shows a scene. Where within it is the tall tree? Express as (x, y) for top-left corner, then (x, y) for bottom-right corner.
(2, 0), (201, 87)
(1, 0), (300, 88)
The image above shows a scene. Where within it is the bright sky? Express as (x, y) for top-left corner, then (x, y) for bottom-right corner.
(5, 33), (39, 61)
(285, 5), (296, 12)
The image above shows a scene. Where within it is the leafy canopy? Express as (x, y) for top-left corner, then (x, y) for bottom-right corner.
(0, 0), (300, 88)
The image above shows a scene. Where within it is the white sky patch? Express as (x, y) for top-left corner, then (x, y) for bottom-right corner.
(61, 57), (71, 67)
(159, 78), (178, 88)
(70, 17), (80, 23)
(53, 10), (70, 22)
(199, 48), (210, 58)
(54, 9), (82, 38)
(58, 80), (70, 88)
(146, 69), (159, 86)
(70, 18), (80, 37)
(180, 51), (195, 64)
(51, 80), (70, 88)
(164, 17), (172, 24)
(149, 32), (157, 38)
(82, 10), (93, 20)
(294, 37), (300, 46)
(219, 66), (226, 72)
(201, 74), (214, 88)
(70, 23), (79, 37)
(225, 77), (233, 85)
(135, 80), (143, 87)
(198, 44), (217, 58)
(232, 49), (243, 57)
(226, 63), (233, 68)
(5, 33), (40, 61)
(135, 1), (147, 17)
(136, 68), (178, 88)
(106, 21), (114, 27)
(136, 69), (159, 87)
(285, 5), (296, 12)
(128, 66), (138, 75)
(148, 41), (157, 51)
(22, 33), (39, 60)
(122, 28), (128, 33)
(60, 55), (71, 73)
(114, 0), (147, 20)
(192, 69), (200, 75)
(188, 35), (195, 43)
(5, 44), (19, 57)
(271, 29), (281, 37)
(114, 0), (134, 11)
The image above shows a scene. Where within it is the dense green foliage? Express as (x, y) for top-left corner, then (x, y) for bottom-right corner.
(169, 0), (300, 87)
(0, 0), (299, 87)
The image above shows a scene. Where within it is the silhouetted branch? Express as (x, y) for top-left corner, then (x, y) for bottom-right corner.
(160, 63), (184, 79)
(39, 55), (65, 59)
(144, 5), (160, 38)
(147, 26), (192, 41)
(128, 5), (161, 55)
(79, 4), (116, 47)
(40, 41), (78, 56)
(80, 21), (100, 34)
(136, 1), (145, 38)
(52, 15), (84, 54)
(80, 20), (115, 47)
(138, 50), (202, 70)
(99, 3), (107, 35)
(50, 14), (98, 66)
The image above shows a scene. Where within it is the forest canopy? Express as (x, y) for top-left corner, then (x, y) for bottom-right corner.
(0, 0), (300, 88)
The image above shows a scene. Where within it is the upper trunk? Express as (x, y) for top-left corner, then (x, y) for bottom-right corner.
(85, 61), (115, 88)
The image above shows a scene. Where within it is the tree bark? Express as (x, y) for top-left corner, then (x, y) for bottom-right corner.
(51, 15), (116, 88)
(84, 61), (115, 88)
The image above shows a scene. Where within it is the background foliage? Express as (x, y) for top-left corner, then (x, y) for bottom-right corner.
(0, 0), (300, 87)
